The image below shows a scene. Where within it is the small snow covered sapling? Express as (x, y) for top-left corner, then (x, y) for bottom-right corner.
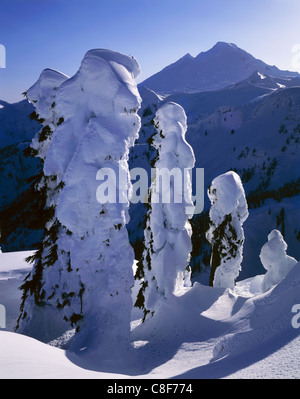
(137, 102), (195, 321)
(206, 171), (249, 290)
(260, 229), (298, 292)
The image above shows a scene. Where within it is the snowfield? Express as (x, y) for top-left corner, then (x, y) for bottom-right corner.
(0, 250), (299, 379)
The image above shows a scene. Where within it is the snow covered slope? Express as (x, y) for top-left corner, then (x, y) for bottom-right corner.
(0, 250), (33, 331)
(184, 86), (300, 195)
(0, 142), (41, 211)
(0, 251), (299, 379)
(128, 81), (300, 281)
(141, 42), (299, 95)
(0, 100), (42, 252)
(0, 100), (39, 148)
(0, 99), (40, 223)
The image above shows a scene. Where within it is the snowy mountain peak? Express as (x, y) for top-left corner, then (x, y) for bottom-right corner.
(141, 42), (299, 95)
(208, 41), (239, 52)
(179, 53), (194, 61)
(195, 41), (248, 61)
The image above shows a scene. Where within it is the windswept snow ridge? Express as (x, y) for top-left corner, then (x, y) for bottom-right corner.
(212, 262), (300, 374)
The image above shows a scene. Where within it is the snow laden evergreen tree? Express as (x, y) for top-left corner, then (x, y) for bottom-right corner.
(17, 50), (142, 359)
(206, 171), (248, 289)
(135, 102), (195, 321)
(260, 229), (297, 292)
(16, 68), (69, 339)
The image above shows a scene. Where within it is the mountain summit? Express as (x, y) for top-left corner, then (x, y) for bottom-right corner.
(141, 42), (299, 94)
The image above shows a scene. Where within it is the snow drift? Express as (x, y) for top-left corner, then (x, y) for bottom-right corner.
(1, 251), (300, 378)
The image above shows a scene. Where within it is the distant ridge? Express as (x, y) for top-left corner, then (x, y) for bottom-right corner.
(141, 42), (299, 95)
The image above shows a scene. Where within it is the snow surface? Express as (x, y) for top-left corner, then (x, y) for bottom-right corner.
(1, 251), (299, 379)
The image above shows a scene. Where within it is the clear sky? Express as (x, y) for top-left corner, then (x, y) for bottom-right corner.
(0, 0), (300, 103)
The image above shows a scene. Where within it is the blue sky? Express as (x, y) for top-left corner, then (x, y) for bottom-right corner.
(0, 0), (300, 103)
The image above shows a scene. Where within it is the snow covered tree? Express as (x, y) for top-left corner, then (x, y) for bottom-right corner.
(16, 68), (69, 339)
(206, 171), (248, 289)
(260, 229), (297, 292)
(17, 50), (142, 360)
(135, 102), (195, 321)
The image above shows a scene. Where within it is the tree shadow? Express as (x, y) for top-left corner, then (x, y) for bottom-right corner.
(172, 326), (299, 379)
(65, 284), (229, 376)
(64, 276), (300, 378)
